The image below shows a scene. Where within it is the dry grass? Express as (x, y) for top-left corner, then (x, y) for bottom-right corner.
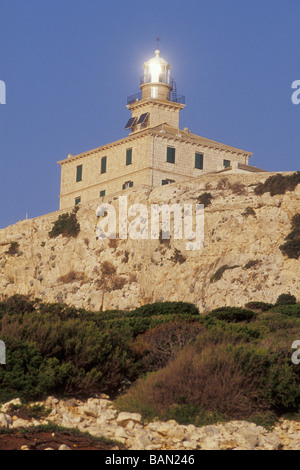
(117, 343), (265, 419)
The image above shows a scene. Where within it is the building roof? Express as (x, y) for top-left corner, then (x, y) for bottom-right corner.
(213, 162), (267, 174)
(58, 123), (252, 166)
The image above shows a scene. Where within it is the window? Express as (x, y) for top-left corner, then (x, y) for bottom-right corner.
(126, 148), (132, 166)
(151, 87), (158, 98)
(167, 147), (175, 164)
(75, 197), (81, 205)
(162, 179), (175, 185)
(76, 165), (82, 182)
(101, 157), (107, 174)
(122, 181), (134, 190)
(224, 159), (231, 168)
(195, 153), (204, 170)
(100, 190), (106, 197)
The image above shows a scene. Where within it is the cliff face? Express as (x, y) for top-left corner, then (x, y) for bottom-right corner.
(0, 172), (299, 312)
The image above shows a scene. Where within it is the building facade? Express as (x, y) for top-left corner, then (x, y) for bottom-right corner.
(58, 49), (255, 210)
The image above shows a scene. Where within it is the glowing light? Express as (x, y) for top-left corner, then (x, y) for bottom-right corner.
(149, 62), (161, 83)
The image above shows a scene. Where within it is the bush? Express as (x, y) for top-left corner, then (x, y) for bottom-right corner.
(130, 302), (199, 318)
(245, 302), (274, 312)
(49, 207), (80, 238)
(210, 265), (239, 283)
(58, 271), (86, 284)
(275, 293), (297, 306)
(170, 248), (186, 264)
(229, 182), (246, 195)
(116, 343), (269, 422)
(6, 242), (20, 256)
(101, 261), (117, 276)
(254, 172), (300, 197)
(271, 304), (300, 318)
(280, 213), (300, 260)
(208, 307), (257, 323)
(131, 320), (205, 372)
(242, 207), (256, 218)
(197, 192), (213, 207)
(244, 260), (259, 269)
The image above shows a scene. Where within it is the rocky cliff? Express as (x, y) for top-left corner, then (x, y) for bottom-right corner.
(0, 171), (299, 311)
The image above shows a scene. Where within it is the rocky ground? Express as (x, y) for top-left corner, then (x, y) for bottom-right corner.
(1, 396), (300, 451)
(1, 171), (299, 313)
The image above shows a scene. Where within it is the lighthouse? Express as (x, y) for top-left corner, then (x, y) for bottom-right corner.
(125, 49), (185, 133)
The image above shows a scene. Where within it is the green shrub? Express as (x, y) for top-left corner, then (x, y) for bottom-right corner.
(130, 302), (199, 318)
(254, 172), (300, 197)
(271, 304), (300, 318)
(280, 214), (300, 259)
(170, 248), (186, 264)
(242, 207), (256, 217)
(197, 192), (213, 207)
(49, 207), (80, 238)
(6, 242), (20, 256)
(245, 302), (274, 312)
(244, 260), (259, 269)
(276, 293), (297, 306)
(210, 265), (239, 283)
(208, 307), (257, 323)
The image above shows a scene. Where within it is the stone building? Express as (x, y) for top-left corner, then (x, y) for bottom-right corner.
(58, 49), (262, 210)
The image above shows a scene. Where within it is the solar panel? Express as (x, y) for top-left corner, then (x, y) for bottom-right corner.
(137, 113), (149, 125)
(124, 117), (137, 129)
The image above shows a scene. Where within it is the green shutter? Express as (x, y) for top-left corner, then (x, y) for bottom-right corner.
(223, 159), (231, 168)
(101, 157), (107, 174)
(100, 190), (106, 197)
(76, 165), (82, 182)
(195, 153), (204, 170)
(167, 147), (175, 164)
(75, 197), (81, 205)
(129, 181), (133, 188)
(126, 149), (132, 166)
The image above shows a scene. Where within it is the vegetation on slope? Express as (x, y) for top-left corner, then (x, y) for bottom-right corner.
(0, 295), (300, 428)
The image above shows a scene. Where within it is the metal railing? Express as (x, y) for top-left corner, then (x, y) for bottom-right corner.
(127, 91), (185, 105)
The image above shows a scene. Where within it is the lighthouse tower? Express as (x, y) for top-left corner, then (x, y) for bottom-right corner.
(125, 49), (185, 133)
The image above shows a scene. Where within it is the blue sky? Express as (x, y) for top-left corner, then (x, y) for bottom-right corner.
(0, 0), (299, 228)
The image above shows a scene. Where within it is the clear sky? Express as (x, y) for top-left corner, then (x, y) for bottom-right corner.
(0, 0), (299, 228)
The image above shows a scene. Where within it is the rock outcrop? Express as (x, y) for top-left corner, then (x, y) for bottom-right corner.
(0, 171), (299, 311)
(3, 396), (300, 450)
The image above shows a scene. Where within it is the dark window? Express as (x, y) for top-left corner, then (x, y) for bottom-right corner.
(195, 153), (204, 170)
(126, 148), (132, 166)
(100, 190), (106, 197)
(167, 147), (175, 164)
(224, 159), (231, 168)
(75, 197), (81, 205)
(122, 181), (134, 190)
(162, 179), (175, 185)
(76, 165), (82, 182)
(101, 157), (107, 174)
